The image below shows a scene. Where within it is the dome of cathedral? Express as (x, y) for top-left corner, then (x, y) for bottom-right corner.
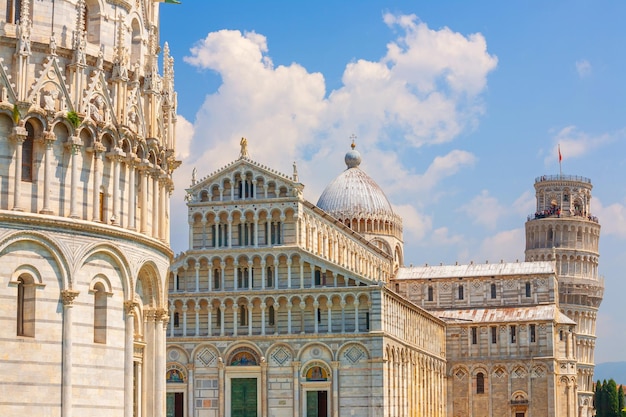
(317, 143), (395, 220)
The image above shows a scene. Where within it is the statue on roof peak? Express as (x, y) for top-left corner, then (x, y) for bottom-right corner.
(239, 137), (249, 159)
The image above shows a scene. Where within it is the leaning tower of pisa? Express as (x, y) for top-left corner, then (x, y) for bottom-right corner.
(524, 174), (604, 417)
(0, 1), (178, 416)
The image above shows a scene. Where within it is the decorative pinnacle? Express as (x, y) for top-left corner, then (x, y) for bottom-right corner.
(350, 134), (357, 149)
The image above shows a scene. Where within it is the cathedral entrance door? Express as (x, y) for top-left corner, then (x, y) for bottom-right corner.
(166, 392), (184, 417)
(306, 390), (328, 417)
(231, 378), (258, 417)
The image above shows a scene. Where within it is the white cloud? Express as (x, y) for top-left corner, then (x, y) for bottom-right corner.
(575, 59), (592, 78)
(545, 126), (618, 165)
(593, 197), (626, 238)
(476, 228), (525, 263)
(459, 190), (504, 230)
(393, 204), (433, 242)
(512, 190), (536, 218)
(431, 227), (464, 245)
(169, 14), (497, 253)
(175, 115), (194, 162)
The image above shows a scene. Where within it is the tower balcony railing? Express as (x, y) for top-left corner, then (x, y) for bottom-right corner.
(535, 174), (591, 184)
(527, 210), (599, 223)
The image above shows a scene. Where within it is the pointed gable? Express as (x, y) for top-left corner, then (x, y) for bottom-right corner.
(188, 157), (303, 204)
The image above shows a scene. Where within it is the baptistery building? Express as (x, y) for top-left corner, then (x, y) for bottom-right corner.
(0, 1), (178, 416)
(168, 142), (602, 417)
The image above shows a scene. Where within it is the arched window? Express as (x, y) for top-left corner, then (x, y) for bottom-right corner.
(476, 372), (485, 394)
(130, 19), (142, 66)
(314, 270), (321, 286)
(213, 269), (220, 290)
(238, 268), (249, 289)
(458, 285), (464, 300)
(239, 305), (247, 326)
(268, 305), (275, 326)
(93, 283), (107, 343)
(6, 0), (21, 23)
(266, 266), (273, 288)
(525, 282), (531, 297)
(173, 312), (180, 327)
(490, 283), (497, 299)
(16, 275), (35, 337)
(427, 286), (434, 302)
(21, 122), (34, 182)
(216, 307), (222, 330)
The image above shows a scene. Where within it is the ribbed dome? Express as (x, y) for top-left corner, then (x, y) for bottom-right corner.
(317, 143), (395, 220)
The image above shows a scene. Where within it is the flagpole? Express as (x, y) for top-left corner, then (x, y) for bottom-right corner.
(558, 144), (562, 178)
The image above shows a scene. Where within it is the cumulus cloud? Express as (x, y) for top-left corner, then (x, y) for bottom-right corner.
(459, 190), (505, 230)
(575, 59), (592, 78)
(175, 115), (194, 162)
(169, 14), (497, 253)
(393, 203), (433, 242)
(593, 197), (626, 238)
(545, 126), (618, 165)
(431, 227), (464, 245)
(476, 228), (525, 263)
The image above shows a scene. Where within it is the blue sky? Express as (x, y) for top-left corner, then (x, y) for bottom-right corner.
(160, 1), (626, 366)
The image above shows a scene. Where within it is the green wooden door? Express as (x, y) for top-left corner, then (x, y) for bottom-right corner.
(306, 391), (328, 417)
(166, 392), (184, 417)
(307, 391), (319, 416)
(231, 378), (257, 417)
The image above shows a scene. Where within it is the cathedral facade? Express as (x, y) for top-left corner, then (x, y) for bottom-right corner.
(166, 143), (603, 417)
(0, 1), (178, 416)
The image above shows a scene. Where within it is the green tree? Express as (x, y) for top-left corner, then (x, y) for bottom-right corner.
(597, 380), (606, 417)
(607, 379), (620, 417)
(618, 384), (625, 417)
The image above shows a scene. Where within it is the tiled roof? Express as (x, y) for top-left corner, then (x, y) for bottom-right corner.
(435, 304), (575, 325)
(396, 261), (555, 280)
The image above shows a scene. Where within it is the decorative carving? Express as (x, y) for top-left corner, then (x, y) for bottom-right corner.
(61, 289), (80, 306)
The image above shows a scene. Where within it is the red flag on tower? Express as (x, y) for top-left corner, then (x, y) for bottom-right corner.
(558, 144), (562, 162)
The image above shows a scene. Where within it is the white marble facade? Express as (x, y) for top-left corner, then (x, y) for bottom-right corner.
(168, 143), (603, 417)
(0, 1), (178, 416)
(167, 147), (447, 417)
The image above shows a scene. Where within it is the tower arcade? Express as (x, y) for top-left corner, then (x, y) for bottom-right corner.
(525, 175), (603, 416)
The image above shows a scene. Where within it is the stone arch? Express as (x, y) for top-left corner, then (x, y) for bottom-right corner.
(0, 231), (70, 289)
(266, 343), (295, 367)
(298, 342), (333, 363)
(226, 344), (262, 366)
(78, 242), (133, 299)
(337, 341), (370, 363)
(301, 360), (331, 381)
(136, 261), (162, 308)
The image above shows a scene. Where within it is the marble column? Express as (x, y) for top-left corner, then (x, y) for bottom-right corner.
(127, 154), (137, 230)
(124, 301), (137, 417)
(187, 365), (195, 417)
(39, 131), (56, 214)
(11, 126), (27, 211)
(67, 137), (82, 218)
(287, 259), (292, 289)
(327, 304), (333, 333)
(139, 162), (149, 233)
(292, 361), (301, 417)
(331, 361), (340, 417)
(155, 310), (167, 417)
(152, 170), (159, 238)
(61, 289), (80, 417)
(260, 358), (268, 417)
(220, 303), (226, 336)
(91, 143), (105, 221)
